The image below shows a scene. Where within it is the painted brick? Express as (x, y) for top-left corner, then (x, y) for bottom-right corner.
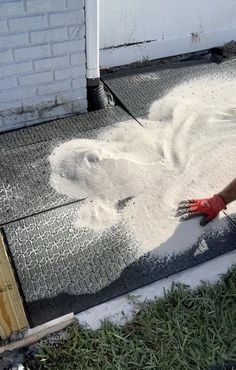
(21, 95), (56, 109)
(1, 86), (36, 102)
(40, 103), (73, 118)
(55, 66), (85, 81)
(26, 0), (66, 13)
(0, 0), (86, 131)
(71, 87), (87, 101)
(75, 90), (87, 101)
(70, 52), (86, 65)
(0, 50), (13, 64)
(0, 100), (22, 111)
(0, 1), (24, 17)
(72, 77), (86, 90)
(0, 77), (17, 91)
(34, 55), (69, 71)
(57, 90), (86, 104)
(19, 71), (53, 86)
(30, 27), (68, 44)
(0, 61), (32, 78)
(9, 15), (48, 32)
(1, 121), (27, 132)
(49, 10), (83, 27)
(0, 32), (28, 48)
(3, 110), (39, 125)
(37, 80), (71, 95)
(68, 24), (85, 39)
(73, 98), (87, 113)
(0, 19), (8, 33)
(52, 39), (84, 55)
(54, 65), (85, 80)
(67, 0), (84, 11)
(14, 44), (51, 60)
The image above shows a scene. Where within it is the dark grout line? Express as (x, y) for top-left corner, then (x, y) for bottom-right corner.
(0, 139), (48, 151)
(102, 80), (144, 128)
(0, 197), (87, 228)
(223, 211), (236, 229)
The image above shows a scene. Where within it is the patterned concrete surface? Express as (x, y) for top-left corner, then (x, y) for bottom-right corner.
(1, 60), (236, 326)
(103, 59), (236, 119)
(0, 107), (129, 225)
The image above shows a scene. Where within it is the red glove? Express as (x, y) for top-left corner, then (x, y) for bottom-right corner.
(176, 194), (226, 226)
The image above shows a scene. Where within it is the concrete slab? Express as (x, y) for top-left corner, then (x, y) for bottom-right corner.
(0, 107), (130, 225)
(76, 249), (236, 329)
(4, 203), (236, 326)
(103, 59), (236, 119)
(1, 63), (236, 328)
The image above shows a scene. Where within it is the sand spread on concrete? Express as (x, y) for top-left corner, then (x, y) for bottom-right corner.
(49, 76), (236, 255)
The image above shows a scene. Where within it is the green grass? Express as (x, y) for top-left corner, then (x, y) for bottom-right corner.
(25, 267), (236, 370)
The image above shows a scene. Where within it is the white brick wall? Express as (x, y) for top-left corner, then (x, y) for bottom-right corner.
(0, 0), (87, 132)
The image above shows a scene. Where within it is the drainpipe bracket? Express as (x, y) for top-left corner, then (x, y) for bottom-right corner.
(87, 77), (100, 87)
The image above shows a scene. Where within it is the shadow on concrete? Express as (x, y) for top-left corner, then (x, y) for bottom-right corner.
(26, 213), (236, 327)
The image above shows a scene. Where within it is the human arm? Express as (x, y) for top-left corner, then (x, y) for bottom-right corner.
(176, 178), (236, 226)
(218, 178), (236, 205)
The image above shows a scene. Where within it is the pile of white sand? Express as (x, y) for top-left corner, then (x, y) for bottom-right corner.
(49, 76), (236, 255)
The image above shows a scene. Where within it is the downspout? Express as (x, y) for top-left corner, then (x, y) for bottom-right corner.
(85, 0), (108, 110)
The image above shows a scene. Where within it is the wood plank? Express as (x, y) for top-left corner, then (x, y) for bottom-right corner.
(0, 313), (74, 354)
(0, 229), (28, 339)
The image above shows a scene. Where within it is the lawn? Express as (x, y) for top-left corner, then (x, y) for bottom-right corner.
(25, 266), (236, 370)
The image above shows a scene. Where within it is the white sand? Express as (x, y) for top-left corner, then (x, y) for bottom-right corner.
(49, 76), (236, 255)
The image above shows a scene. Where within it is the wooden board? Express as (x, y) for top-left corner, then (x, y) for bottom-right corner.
(0, 313), (74, 354)
(0, 229), (28, 339)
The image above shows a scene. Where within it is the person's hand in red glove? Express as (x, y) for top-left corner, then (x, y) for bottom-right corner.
(176, 178), (236, 226)
(176, 194), (226, 226)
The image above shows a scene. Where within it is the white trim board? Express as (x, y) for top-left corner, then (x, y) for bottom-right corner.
(76, 250), (236, 329)
(100, 28), (236, 68)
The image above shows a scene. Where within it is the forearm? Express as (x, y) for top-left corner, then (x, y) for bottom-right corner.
(218, 178), (236, 205)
